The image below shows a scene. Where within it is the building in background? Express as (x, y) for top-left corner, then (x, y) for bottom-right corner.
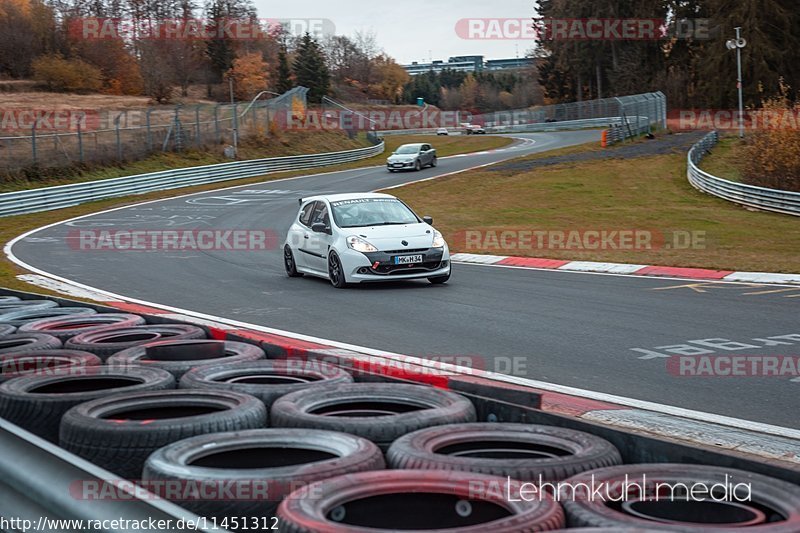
(403, 55), (534, 76)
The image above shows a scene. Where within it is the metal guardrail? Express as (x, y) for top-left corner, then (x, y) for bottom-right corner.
(0, 142), (385, 217)
(0, 417), (220, 533)
(603, 119), (654, 146)
(490, 116), (650, 134)
(687, 131), (800, 217)
(377, 118), (640, 137)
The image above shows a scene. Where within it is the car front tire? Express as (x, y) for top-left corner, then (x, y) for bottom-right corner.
(328, 251), (348, 289)
(414, 160), (422, 171)
(284, 245), (303, 277)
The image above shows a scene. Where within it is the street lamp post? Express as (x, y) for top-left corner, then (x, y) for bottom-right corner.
(726, 27), (747, 139)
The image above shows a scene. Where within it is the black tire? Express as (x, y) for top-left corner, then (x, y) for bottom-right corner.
(0, 366), (174, 442)
(0, 333), (62, 354)
(277, 470), (565, 532)
(0, 324), (15, 337)
(563, 464), (800, 531)
(0, 350), (102, 383)
(551, 529), (665, 532)
(328, 251), (347, 289)
(430, 156), (438, 167)
(0, 300), (58, 312)
(65, 324), (206, 360)
(387, 423), (622, 482)
(0, 307), (96, 328)
(19, 313), (146, 341)
(414, 159), (422, 171)
(60, 390), (267, 479)
(179, 360), (352, 408)
(143, 428), (385, 518)
(270, 383), (476, 450)
(284, 245), (304, 278)
(428, 271), (451, 284)
(108, 339), (265, 379)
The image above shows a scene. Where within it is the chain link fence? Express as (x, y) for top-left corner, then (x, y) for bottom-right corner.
(0, 87), (309, 172)
(474, 92), (667, 134)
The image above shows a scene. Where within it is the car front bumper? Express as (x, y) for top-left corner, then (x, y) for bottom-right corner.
(387, 160), (416, 170)
(339, 247), (451, 283)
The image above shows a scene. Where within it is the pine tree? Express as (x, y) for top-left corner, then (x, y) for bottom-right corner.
(292, 33), (331, 103)
(275, 45), (293, 94)
(696, 0), (800, 107)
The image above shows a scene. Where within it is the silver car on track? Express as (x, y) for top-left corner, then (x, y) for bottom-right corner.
(386, 143), (437, 172)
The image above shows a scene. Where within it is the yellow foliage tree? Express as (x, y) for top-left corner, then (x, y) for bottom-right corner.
(225, 52), (269, 101)
(31, 54), (103, 92)
(744, 80), (800, 192)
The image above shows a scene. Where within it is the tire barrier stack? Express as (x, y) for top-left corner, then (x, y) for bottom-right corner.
(0, 293), (799, 532)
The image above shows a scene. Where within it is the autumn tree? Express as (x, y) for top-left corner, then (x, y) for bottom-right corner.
(31, 54), (103, 92)
(225, 51), (268, 100)
(369, 54), (409, 103)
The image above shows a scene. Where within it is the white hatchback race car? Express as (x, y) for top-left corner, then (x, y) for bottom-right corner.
(283, 193), (451, 288)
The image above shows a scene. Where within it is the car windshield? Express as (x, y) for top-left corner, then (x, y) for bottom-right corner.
(395, 145), (420, 155)
(331, 198), (420, 228)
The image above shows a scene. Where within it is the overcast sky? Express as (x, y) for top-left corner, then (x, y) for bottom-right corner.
(256, 0), (539, 64)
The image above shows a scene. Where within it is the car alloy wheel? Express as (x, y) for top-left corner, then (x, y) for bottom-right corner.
(415, 160), (422, 171)
(328, 252), (347, 288)
(284, 245), (303, 277)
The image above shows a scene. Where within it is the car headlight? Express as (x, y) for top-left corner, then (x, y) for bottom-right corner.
(432, 230), (446, 248)
(347, 235), (378, 253)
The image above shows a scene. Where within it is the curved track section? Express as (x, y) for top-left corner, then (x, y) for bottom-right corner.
(8, 130), (800, 429)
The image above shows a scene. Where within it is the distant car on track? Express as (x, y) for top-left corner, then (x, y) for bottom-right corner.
(436, 127), (449, 136)
(467, 124), (486, 134)
(283, 193), (451, 288)
(386, 143), (437, 172)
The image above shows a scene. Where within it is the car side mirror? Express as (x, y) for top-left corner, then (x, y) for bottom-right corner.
(423, 216), (433, 225)
(311, 223), (329, 234)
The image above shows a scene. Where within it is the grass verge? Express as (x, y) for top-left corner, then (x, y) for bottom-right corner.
(697, 134), (747, 182)
(392, 141), (800, 273)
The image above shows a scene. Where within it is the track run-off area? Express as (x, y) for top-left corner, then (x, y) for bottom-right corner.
(7, 130), (800, 431)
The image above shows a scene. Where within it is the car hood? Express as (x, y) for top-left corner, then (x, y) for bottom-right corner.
(387, 154), (417, 162)
(347, 223), (437, 250)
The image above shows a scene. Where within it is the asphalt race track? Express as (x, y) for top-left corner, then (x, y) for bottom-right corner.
(10, 130), (800, 429)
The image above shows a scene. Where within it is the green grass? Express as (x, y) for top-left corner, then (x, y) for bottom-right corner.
(697, 135), (747, 182)
(0, 133), (514, 295)
(391, 144), (800, 273)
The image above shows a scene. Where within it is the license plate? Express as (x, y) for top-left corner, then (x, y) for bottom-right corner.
(394, 254), (423, 265)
